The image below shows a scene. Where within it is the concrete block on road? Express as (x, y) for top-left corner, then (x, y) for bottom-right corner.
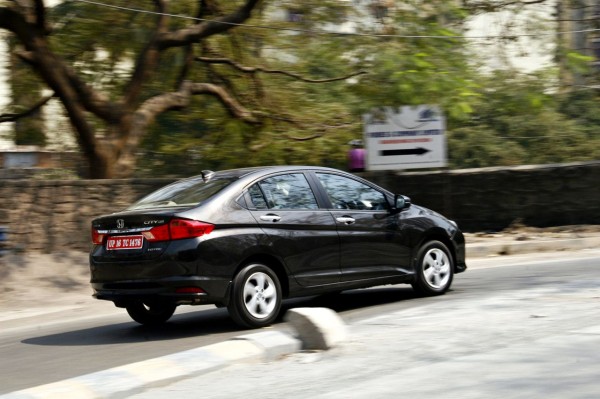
(285, 307), (348, 350)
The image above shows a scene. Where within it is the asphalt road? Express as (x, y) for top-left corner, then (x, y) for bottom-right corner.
(1, 250), (600, 395)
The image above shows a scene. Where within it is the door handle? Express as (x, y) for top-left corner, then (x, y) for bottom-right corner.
(260, 214), (281, 223)
(336, 216), (356, 225)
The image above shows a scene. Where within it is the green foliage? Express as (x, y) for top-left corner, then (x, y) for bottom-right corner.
(3, 0), (600, 176)
(449, 70), (600, 167)
(448, 126), (527, 168)
(136, 0), (367, 176)
(565, 51), (595, 75)
(346, 4), (480, 123)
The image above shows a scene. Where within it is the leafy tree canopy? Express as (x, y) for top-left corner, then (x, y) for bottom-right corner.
(1, 0), (598, 178)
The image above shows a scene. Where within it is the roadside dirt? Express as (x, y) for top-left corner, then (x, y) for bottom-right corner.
(465, 223), (600, 243)
(0, 251), (91, 311)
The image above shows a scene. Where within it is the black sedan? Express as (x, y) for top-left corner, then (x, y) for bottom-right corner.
(90, 166), (466, 328)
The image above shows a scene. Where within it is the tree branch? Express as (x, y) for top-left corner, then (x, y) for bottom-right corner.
(282, 132), (325, 141)
(157, 0), (261, 49)
(33, 0), (50, 34)
(124, 0), (169, 107)
(0, 7), (33, 39)
(122, 80), (259, 170)
(15, 48), (122, 122)
(5, 8), (119, 123)
(175, 45), (195, 89)
(63, 65), (123, 122)
(1, 5), (112, 177)
(189, 82), (259, 123)
(0, 93), (55, 123)
(133, 81), (259, 139)
(199, 0), (222, 18)
(196, 57), (367, 83)
(463, 0), (548, 13)
(175, 0), (211, 90)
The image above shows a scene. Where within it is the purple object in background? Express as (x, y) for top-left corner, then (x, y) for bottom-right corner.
(348, 147), (365, 172)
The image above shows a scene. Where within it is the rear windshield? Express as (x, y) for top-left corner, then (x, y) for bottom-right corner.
(128, 177), (236, 210)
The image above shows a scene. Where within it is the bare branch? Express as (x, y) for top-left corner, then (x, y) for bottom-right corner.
(124, 0), (169, 107)
(199, 0), (222, 18)
(282, 132), (325, 141)
(0, 93), (55, 123)
(2, 5), (109, 177)
(196, 57), (367, 83)
(134, 81), (259, 133)
(189, 82), (259, 123)
(175, 0), (209, 90)
(175, 45), (195, 90)
(249, 132), (324, 151)
(249, 120), (357, 150)
(123, 80), (259, 170)
(15, 49), (35, 63)
(157, 0), (261, 49)
(33, 0), (50, 34)
(0, 7), (34, 39)
(4, 8), (116, 121)
(281, 121), (357, 141)
(62, 64), (123, 122)
(463, 0), (548, 13)
(15, 49), (122, 122)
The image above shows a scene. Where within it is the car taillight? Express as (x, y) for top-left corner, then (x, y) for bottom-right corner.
(169, 218), (215, 240)
(142, 218), (214, 242)
(91, 228), (104, 245)
(142, 223), (170, 241)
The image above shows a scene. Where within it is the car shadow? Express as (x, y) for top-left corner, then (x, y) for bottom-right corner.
(22, 286), (422, 347)
(283, 286), (421, 316)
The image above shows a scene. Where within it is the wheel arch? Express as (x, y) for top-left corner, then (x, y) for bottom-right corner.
(234, 254), (290, 298)
(414, 228), (458, 272)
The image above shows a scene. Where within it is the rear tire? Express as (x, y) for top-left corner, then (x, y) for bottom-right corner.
(125, 301), (176, 325)
(227, 264), (282, 329)
(412, 240), (454, 296)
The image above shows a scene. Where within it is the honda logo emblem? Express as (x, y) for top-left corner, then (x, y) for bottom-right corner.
(116, 219), (125, 229)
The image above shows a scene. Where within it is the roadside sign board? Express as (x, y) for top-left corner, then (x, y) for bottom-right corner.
(363, 105), (447, 170)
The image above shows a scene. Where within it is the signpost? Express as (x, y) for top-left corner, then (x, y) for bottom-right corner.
(363, 105), (447, 171)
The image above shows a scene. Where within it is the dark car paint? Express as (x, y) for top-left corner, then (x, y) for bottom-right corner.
(248, 209), (341, 287)
(90, 166), (466, 309)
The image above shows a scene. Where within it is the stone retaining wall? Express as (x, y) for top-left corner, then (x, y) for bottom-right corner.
(0, 161), (598, 252)
(0, 178), (175, 253)
(364, 161), (600, 231)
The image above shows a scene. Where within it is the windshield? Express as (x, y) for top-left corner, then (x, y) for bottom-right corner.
(128, 176), (236, 210)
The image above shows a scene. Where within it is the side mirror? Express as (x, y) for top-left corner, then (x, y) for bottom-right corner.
(394, 194), (411, 211)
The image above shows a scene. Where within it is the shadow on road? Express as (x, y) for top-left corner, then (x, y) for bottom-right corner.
(21, 286), (422, 347)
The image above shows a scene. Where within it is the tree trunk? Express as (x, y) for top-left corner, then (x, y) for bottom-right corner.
(88, 149), (113, 179)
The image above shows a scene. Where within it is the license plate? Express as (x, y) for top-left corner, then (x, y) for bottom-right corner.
(106, 235), (144, 250)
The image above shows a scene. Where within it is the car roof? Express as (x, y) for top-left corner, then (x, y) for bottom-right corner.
(209, 165), (343, 180)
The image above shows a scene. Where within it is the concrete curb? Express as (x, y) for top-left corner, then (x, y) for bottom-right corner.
(3, 331), (302, 399)
(466, 236), (600, 258)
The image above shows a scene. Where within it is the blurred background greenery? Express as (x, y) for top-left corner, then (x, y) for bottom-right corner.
(2, 0), (599, 178)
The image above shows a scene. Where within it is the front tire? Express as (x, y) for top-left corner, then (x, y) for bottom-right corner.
(412, 240), (454, 296)
(227, 264), (282, 329)
(125, 301), (177, 325)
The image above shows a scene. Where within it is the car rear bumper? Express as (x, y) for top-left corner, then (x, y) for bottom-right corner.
(91, 275), (231, 306)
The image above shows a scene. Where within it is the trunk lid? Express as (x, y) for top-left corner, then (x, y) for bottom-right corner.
(91, 212), (175, 261)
